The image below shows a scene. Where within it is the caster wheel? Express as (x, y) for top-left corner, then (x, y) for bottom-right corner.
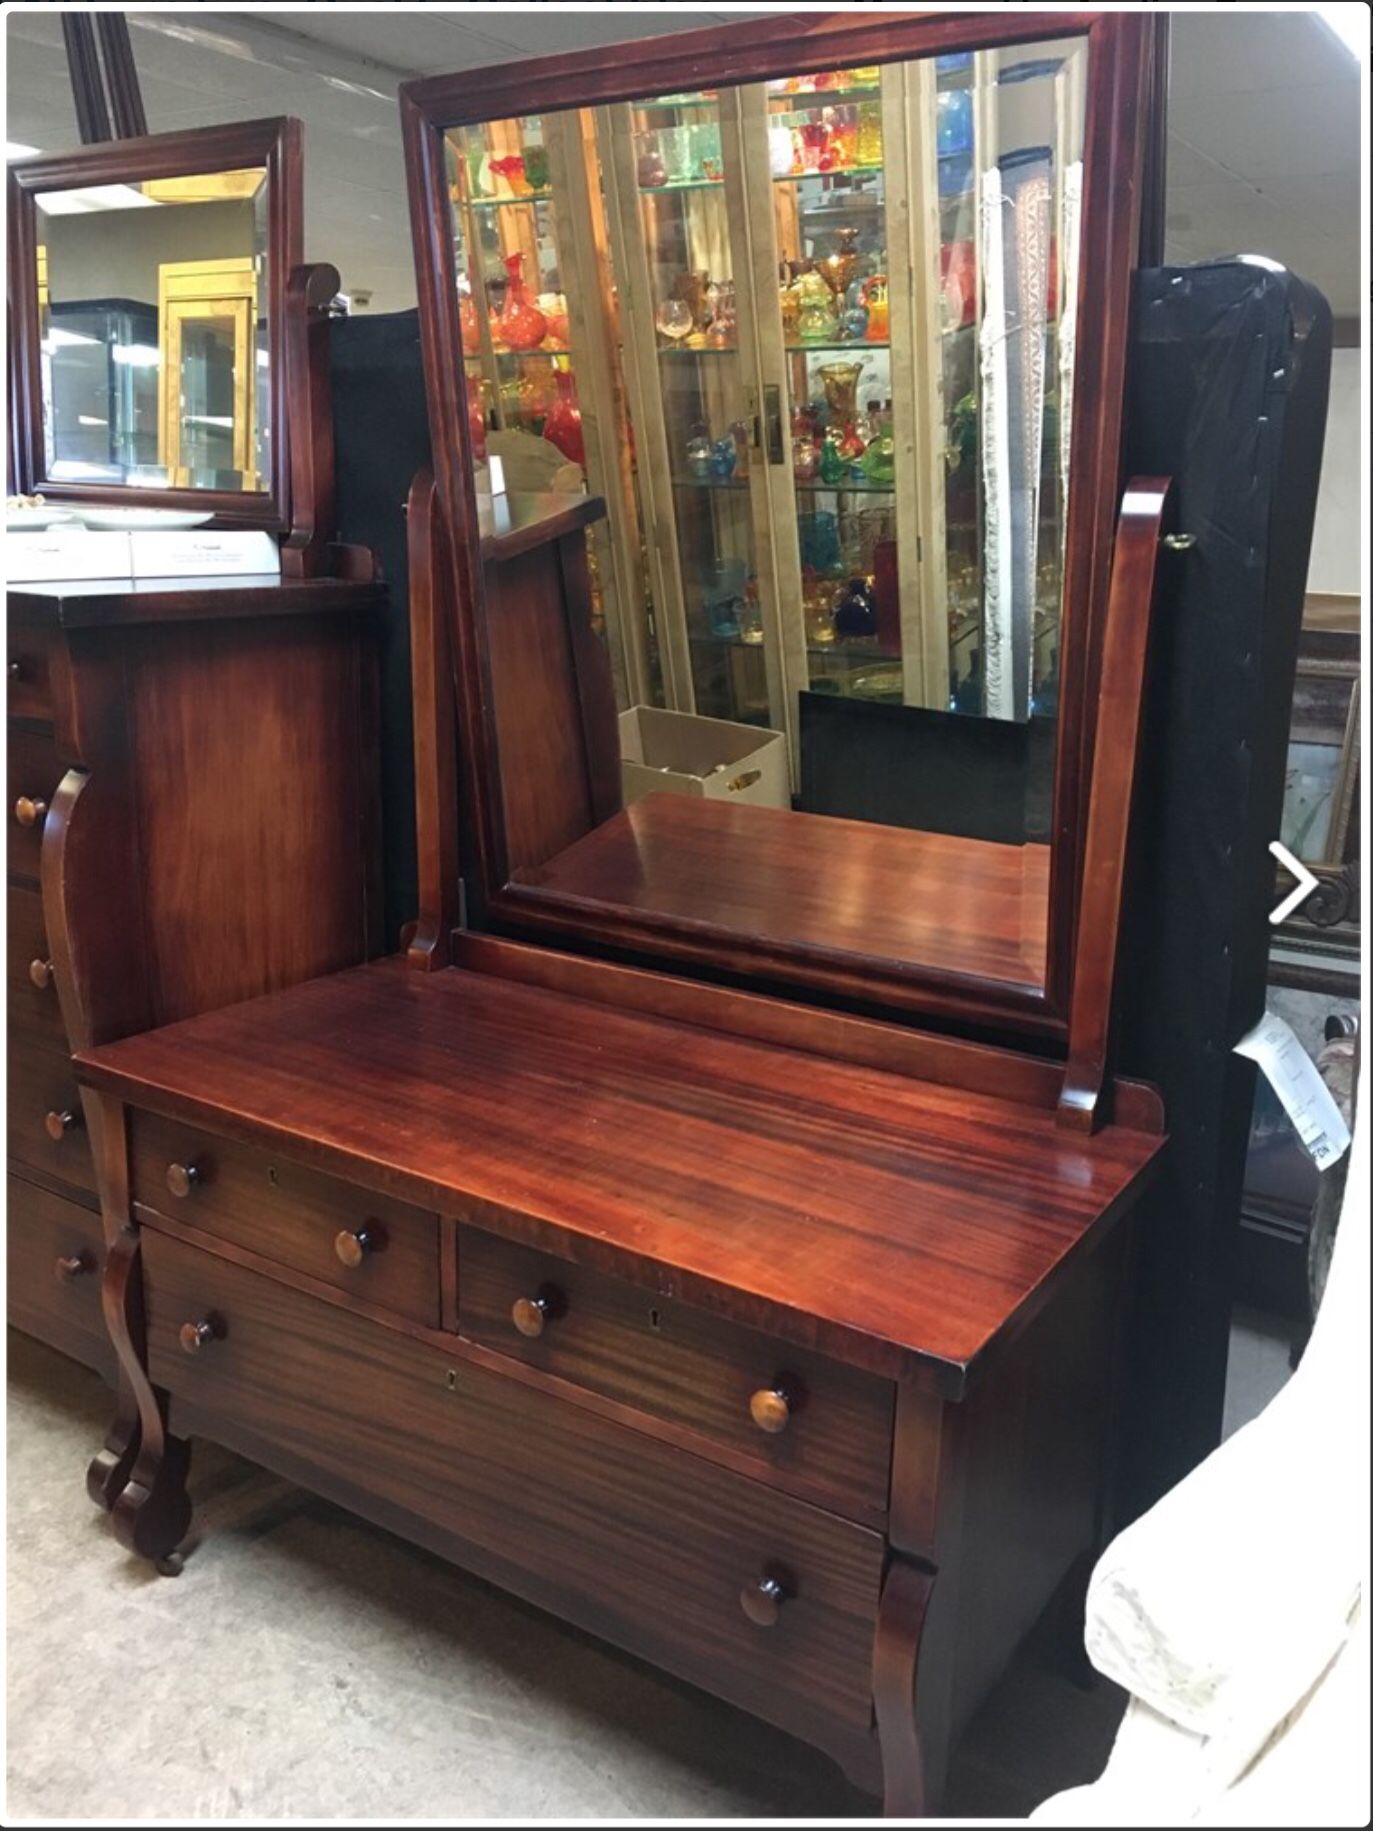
(155, 1550), (185, 1577)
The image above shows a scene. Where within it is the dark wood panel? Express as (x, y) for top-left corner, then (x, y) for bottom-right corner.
(78, 959), (1163, 1392)
(7, 622), (53, 720)
(9, 575), (382, 630)
(7, 882), (64, 1051)
(8, 1032), (96, 1196)
(130, 1110), (441, 1327)
(458, 1226), (894, 1520)
(6, 1173), (111, 1377)
(8, 722), (61, 882)
(143, 1231), (885, 1751)
(516, 797), (1051, 993)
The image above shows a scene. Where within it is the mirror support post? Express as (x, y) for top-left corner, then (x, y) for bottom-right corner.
(1059, 477), (1174, 1131)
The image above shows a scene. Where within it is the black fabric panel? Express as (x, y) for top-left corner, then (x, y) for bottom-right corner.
(329, 309), (433, 952)
(1115, 261), (1331, 1518)
(797, 691), (1055, 845)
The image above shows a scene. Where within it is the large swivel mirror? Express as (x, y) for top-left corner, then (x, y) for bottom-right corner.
(8, 118), (300, 525)
(403, 11), (1160, 1036)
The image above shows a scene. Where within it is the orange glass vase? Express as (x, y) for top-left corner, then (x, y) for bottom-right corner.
(495, 252), (547, 352)
(542, 369), (585, 467)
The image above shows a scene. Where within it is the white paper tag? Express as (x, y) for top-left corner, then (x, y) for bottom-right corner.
(1235, 1012), (1352, 1171)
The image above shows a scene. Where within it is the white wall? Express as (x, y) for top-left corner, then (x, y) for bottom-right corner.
(1307, 347), (1361, 596)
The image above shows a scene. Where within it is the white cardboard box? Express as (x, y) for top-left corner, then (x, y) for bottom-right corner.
(6, 529), (133, 582)
(129, 529), (280, 578)
(619, 705), (790, 809)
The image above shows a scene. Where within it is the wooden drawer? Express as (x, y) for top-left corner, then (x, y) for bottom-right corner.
(8, 625), (55, 723)
(458, 1227), (893, 1519)
(8, 723), (62, 882)
(6, 1173), (110, 1376)
(7, 1033), (96, 1197)
(143, 1230), (884, 1746)
(129, 1111), (441, 1327)
(7, 883), (65, 1050)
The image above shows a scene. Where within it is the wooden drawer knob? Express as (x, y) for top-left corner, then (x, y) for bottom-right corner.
(165, 1161), (202, 1199)
(44, 1107), (81, 1141)
(8, 658), (23, 680)
(28, 957), (55, 991)
(334, 1224), (381, 1268)
(14, 795), (48, 828)
(749, 1381), (798, 1435)
(178, 1316), (223, 1355)
(511, 1288), (561, 1339)
(54, 1250), (95, 1282)
(740, 1572), (792, 1628)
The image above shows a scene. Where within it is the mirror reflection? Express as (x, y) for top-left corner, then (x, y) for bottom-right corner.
(35, 167), (270, 490)
(447, 36), (1086, 993)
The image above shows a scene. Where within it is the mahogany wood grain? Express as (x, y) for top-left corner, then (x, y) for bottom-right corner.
(9, 721), (61, 881)
(75, 959), (1163, 1394)
(144, 1229), (887, 1764)
(450, 933), (1165, 1134)
(8, 118), (302, 527)
(400, 10), (1162, 1042)
(128, 1109), (442, 1326)
(517, 797), (1050, 992)
(7, 575), (382, 630)
(60, 14), (111, 144)
(873, 1559), (936, 1818)
(7, 1032), (97, 1196)
(5, 1173), (112, 1378)
(280, 262), (342, 579)
(7, 622), (54, 720)
(1059, 479), (1172, 1131)
(8, 883), (65, 1053)
(94, 14), (148, 140)
(406, 470), (462, 971)
(458, 1225), (895, 1519)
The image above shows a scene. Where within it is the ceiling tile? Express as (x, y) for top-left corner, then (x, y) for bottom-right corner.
(1170, 82), (1360, 180)
(1168, 12), (1357, 99)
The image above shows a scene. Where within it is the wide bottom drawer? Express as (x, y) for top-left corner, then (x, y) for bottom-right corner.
(143, 1231), (885, 1751)
(7, 1173), (111, 1377)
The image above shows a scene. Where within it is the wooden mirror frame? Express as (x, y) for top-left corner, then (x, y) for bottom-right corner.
(400, 9), (1163, 1042)
(7, 117), (301, 530)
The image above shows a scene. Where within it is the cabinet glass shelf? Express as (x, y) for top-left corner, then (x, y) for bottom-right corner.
(465, 191), (555, 210)
(772, 165), (883, 185)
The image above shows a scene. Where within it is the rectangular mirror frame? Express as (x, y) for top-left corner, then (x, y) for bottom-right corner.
(7, 116), (301, 530)
(400, 10), (1162, 1040)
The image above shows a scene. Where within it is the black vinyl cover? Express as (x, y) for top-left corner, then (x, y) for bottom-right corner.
(1115, 259), (1332, 1518)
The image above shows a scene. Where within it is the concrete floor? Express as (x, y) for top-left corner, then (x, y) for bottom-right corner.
(6, 1316), (1288, 1821)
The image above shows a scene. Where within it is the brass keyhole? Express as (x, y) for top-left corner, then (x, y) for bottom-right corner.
(648, 1307), (662, 1332)
(267, 1166), (278, 1187)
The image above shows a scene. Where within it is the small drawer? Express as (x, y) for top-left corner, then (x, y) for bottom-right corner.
(8, 724), (63, 882)
(8, 627), (55, 722)
(129, 1110), (441, 1327)
(7, 883), (65, 1050)
(6, 1173), (110, 1377)
(143, 1230), (884, 1746)
(458, 1227), (894, 1518)
(7, 1033), (97, 1197)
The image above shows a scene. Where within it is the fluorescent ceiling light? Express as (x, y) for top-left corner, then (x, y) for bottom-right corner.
(7, 141), (41, 160)
(42, 327), (99, 350)
(77, 415), (110, 427)
(1318, 6), (1368, 58)
(112, 344), (162, 368)
(38, 184), (159, 216)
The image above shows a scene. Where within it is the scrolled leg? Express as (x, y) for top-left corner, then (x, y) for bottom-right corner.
(873, 1558), (937, 1817)
(85, 1371), (141, 1510)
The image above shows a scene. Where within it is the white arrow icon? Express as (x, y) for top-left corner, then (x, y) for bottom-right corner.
(1269, 840), (1320, 924)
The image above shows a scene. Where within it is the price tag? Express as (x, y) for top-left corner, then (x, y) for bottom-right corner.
(1235, 1012), (1352, 1171)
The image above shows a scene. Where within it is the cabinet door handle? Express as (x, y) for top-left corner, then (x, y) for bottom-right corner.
(165, 1161), (202, 1199)
(44, 1108), (81, 1141)
(334, 1224), (382, 1268)
(178, 1316), (224, 1355)
(740, 1570), (792, 1628)
(29, 958), (54, 991)
(14, 796), (48, 828)
(763, 382), (784, 465)
(54, 1250), (95, 1283)
(749, 1379), (799, 1435)
(511, 1287), (562, 1339)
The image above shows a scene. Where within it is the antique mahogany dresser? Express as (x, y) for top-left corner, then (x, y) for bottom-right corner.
(33, 14), (1179, 1816)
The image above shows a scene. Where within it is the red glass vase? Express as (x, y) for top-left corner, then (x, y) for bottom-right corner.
(459, 290), (480, 356)
(495, 252), (547, 352)
(542, 369), (585, 467)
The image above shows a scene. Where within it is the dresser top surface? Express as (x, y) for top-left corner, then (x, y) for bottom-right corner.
(7, 573), (384, 628)
(75, 958), (1163, 1393)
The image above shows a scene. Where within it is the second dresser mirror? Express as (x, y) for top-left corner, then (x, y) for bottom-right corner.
(404, 12), (1157, 1033)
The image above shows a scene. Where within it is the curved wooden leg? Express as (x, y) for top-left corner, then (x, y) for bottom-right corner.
(101, 1222), (193, 1563)
(873, 1558), (936, 1818)
(85, 1370), (142, 1510)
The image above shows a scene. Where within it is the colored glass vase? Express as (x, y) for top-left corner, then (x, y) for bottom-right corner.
(861, 407), (896, 486)
(459, 290), (480, 356)
(833, 575), (877, 639)
(818, 227), (862, 300)
(542, 369), (584, 467)
(495, 252), (547, 351)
